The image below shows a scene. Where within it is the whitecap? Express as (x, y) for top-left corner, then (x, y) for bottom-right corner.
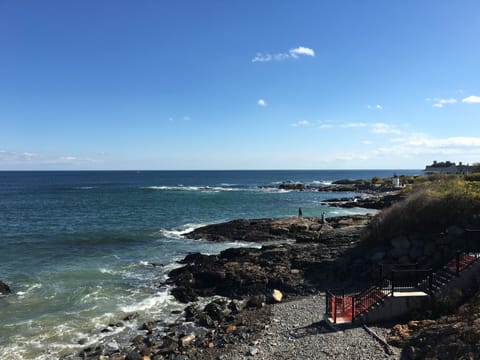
(142, 185), (239, 192)
(159, 223), (207, 239)
(99, 268), (117, 275)
(119, 290), (172, 313)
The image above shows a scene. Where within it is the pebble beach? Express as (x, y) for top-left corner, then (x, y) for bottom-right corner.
(194, 295), (399, 360)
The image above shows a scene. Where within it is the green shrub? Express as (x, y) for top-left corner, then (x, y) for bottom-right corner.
(367, 177), (480, 242)
(465, 173), (480, 182)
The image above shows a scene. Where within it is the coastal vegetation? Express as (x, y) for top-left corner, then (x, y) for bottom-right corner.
(368, 174), (480, 242)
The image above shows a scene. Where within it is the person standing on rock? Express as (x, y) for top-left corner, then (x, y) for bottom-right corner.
(321, 212), (326, 224)
(298, 207), (303, 218)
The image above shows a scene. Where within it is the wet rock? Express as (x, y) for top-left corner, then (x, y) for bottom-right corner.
(158, 336), (178, 354)
(125, 351), (142, 360)
(141, 321), (157, 332)
(247, 295), (266, 308)
(0, 280), (12, 295)
(204, 300), (231, 322)
(228, 299), (246, 314)
(180, 333), (195, 347)
(170, 286), (198, 303)
(123, 312), (140, 322)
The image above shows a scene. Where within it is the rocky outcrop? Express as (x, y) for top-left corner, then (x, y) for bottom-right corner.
(322, 192), (404, 210)
(184, 215), (370, 243)
(388, 290), (480, 359)
(170, 215), (374, 303)
(0, 280), (11, 295)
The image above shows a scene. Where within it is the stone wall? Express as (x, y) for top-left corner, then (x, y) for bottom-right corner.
(370, 226), (471, 270)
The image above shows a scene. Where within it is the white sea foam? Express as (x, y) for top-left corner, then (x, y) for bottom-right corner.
(256, 187), (292, 193)
(119, 290), (172, 313)
(312, 180), (333, 186)
(159, 223), (207, 239)
(143, 185), (239, 192)
(16, 283), (42, 298)
(99, 267), (117, 275)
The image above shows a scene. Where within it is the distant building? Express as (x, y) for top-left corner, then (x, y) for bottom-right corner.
(425, 160), (475, 175)
(392, 174), (401, 187)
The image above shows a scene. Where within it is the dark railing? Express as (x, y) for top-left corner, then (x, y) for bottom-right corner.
(326, 248), (480, 324)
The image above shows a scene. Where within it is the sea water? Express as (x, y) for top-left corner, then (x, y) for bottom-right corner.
(0, 170), (421, 359)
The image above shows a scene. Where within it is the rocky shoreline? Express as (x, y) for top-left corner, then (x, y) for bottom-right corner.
(71, 213), (385, 360)
(59, 179), (480, 359)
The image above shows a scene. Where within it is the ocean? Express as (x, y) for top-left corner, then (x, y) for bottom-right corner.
(0, 170), (421, 359)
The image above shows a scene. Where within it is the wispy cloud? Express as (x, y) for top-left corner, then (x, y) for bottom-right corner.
(318, 121), (334, 129)
(367, 104), (383, 110)
(462, 95), (480, 103)
(431, 98), (457, 108)
(257, 99), (267, 107)
(291, 120), (311, 127)
(341, 122), (368, 128)
(252, 46), (315, 63)
(0, 150), (98, 167)
(362, 140), (373, 145)
(372, 122), (401, 135)
(0, 150), (38, 162)
(392, 134), (480, 148)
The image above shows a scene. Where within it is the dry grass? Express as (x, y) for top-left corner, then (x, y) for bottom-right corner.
(366, 176), (480, 242)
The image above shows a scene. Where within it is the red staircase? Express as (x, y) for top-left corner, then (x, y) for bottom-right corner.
(326, 251), (480, 324)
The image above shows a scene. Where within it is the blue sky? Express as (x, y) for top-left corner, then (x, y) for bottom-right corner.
(1, 0), (479, 170)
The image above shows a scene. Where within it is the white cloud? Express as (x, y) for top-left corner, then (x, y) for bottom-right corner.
(317, 120), (334, 128)
(257, 99), (267, 107)
(362, 140), (373, 145)
(396, 134), (480, 148)
(0, 150), (38, 162)
(291, 120), (311, 127)
(462, 95), (480, 103)
(252, 53), (273, 62)
(438, 98), (457, 104)
(289, 46), (315, 58)
(252, 46), (315, 63)
(0, 150), (98, 167)
(433, 98), (457, 108)
(367, 104), (383, 110)
(372, 122), (401, 135)
(427, 97), (458, 108)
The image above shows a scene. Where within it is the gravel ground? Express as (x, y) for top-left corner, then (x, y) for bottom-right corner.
(216, 295), (401, 360)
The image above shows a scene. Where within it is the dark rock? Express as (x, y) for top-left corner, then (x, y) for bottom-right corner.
(184, 304), (200, 321)
(0, 280), (12, 295)
(141, 321), (157, 332)
(158, 336), (178, 354)
(123, 312), (139, 322)
(125, 351), (142, 360)
(247, 295), (266, 308)
(170, 286), (198, 303)
(204, 300), (230, 322)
